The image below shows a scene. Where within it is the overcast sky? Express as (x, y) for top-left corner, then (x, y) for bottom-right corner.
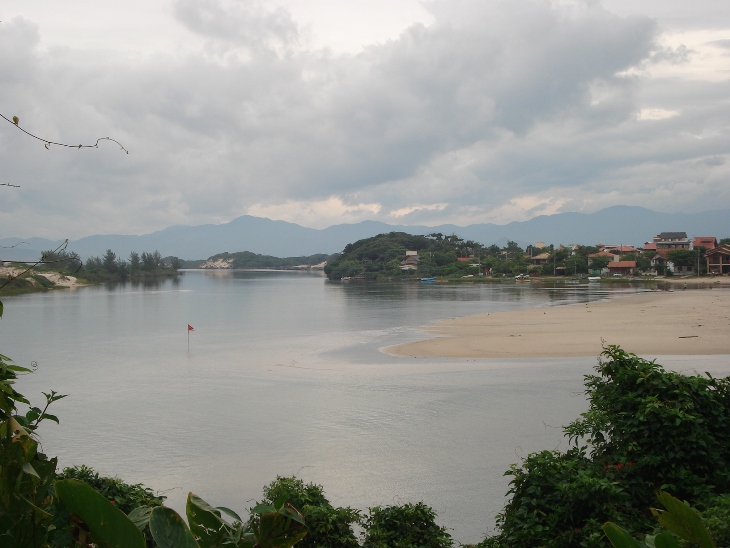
(1, 0), (729, 238)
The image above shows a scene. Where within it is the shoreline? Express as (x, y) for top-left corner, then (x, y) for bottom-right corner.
(385, 288), (730, 359)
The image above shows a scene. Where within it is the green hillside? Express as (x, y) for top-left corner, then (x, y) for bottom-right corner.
(195, 251), (332, 269)
(324, 232), (484, 280)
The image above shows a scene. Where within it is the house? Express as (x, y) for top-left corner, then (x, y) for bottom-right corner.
(706, 244), (730, 275)
(653, 232), (690, 251)
(643, 242), (657, 252)
(650, 252), (665, 269)
(588, 251), (619, 262)
(602, 245), (639, 255)
(607, 261), (636, 276)
(692, 237), (717, 250)
(531, 252), (550, 266)
(400, 251), (419, 271)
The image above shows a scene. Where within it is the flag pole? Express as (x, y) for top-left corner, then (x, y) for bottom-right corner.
(188, 326), (190, 352)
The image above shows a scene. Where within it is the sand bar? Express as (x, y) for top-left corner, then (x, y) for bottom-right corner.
(386, 288), (730, 359)
(0, 266), (84, 289)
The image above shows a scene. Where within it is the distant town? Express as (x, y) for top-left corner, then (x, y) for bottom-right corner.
(323, 231), (730, 280)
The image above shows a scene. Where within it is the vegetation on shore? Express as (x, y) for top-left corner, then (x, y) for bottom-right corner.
(324, 232), (648, 281)
(325, 232), (487, 280)
(81, 249), (180, 282)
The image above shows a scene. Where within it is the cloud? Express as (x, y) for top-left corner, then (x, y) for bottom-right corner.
(1, 0), (728, 240)
(172, 0), (300, 56)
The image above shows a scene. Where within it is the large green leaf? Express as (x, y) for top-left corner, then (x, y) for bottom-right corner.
(149, 506), (199, 548)
(186, 492), (228, 547)
(128, 505), (154, 532)
(652, 531), (680, 548)
(54, 479), (146, 548)
(257, 508), (307, 548)
(652, 492), (716, 548)
(603, 522), (643, 548)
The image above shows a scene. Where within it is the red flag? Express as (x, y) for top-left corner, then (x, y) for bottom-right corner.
(188, 324), (194, 331)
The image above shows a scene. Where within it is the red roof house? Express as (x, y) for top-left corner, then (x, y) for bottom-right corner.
(693, 237), (717, 250)
(607, 261), (637, 276)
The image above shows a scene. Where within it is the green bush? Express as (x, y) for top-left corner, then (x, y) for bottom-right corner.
(57, 465), (165, 515)
(699, 494), (730, 547)
(259, 476), (360, 548)
(480, 345), (730, 546)
(565, 345), (730, 507)
(492, 447), (630, 547)
(362, 502), (453, 548)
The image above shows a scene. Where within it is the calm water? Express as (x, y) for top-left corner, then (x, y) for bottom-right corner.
(1, 271), (727, 543)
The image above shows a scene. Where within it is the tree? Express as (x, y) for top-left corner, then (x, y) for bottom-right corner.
(141, 251), (157, 271)
(102, 249), (118, 273)
(129, 251), (140, 273)
(666, 249), (696, 269)
(590, 255), (611, 271)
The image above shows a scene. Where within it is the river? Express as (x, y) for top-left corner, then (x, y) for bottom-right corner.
(0, 270), (722, 543)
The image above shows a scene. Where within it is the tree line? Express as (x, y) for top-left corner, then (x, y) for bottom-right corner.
(83, 249), (180, 280)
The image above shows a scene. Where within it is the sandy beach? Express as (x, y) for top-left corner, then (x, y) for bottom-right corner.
(386, 288), (730, 359)
(0, 266), (84, 290)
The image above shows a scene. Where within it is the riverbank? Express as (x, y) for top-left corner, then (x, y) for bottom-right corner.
(386, 288), (730, 359)
(0, 266), (87, 295)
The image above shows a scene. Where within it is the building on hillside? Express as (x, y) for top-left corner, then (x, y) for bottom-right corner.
(643, 242), (657, 252)
(607, 261), (637, 276)
(706, 244), (730, 275)
(603, 245), (639, 255)
(653, 232), (690, 250)
(531, 252), (550, 266)
(400, 251), (419, 271)
(693, 237), (718, 250)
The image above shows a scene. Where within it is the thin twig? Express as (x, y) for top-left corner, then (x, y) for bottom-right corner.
(1, 113), (128, 154)
(0, 241), (29, 249)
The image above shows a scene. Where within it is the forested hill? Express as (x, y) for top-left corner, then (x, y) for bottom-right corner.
(324, 232), (482, 280)
(186, 251), (332, 269)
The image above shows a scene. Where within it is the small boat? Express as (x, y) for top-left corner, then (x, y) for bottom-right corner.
(420, 277), (436, 282)
(588, 276), (601, 282)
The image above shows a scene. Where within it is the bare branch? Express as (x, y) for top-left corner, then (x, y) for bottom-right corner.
(1, 183), (20, 188)
(0, 241), (29, 249)
(1, 113), (128, 154)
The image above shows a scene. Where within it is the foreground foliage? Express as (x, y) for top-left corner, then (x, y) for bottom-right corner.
(257, 476), (360, 548)
(479, 345), (730, 547)
(603, 491), (716, 548)
(362, 502), (453, 548)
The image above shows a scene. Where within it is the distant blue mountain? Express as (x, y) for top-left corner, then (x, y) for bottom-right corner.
(1, 205), (728, 261)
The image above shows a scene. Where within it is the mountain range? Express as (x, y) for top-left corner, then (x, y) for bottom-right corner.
(1, 206), (728, 262)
